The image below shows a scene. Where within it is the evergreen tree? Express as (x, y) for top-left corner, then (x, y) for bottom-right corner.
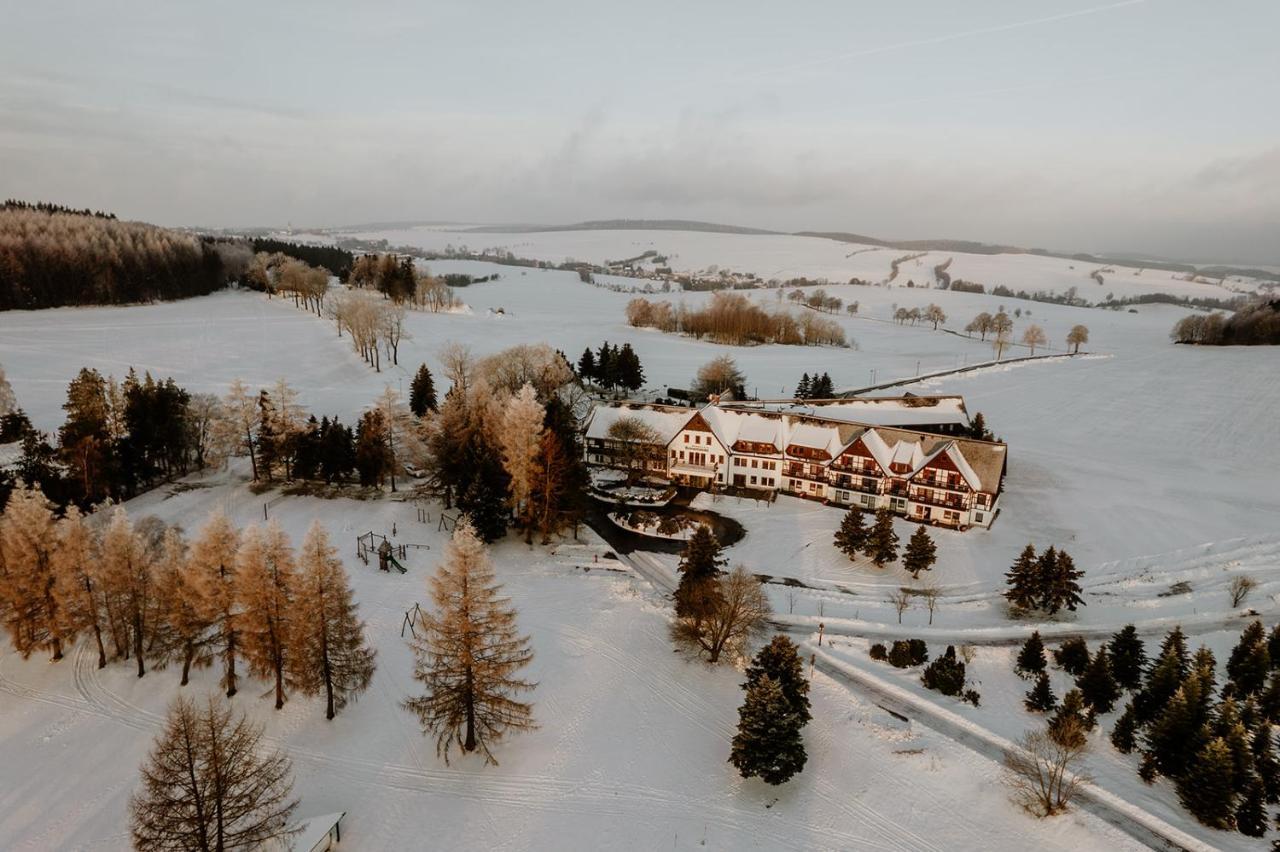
(1143, 676), (1211, 779)
(1077, 645), (1121, 713)
(1111, 702), (1139, 753)
(1268, 623), (1280, 669)
(1252, 723), (1280, 803)
(1212, 697), (1255, 796)
(728, 674), (807, 785)
(531, 397), (590, 541)
(255, 390), (280, 482)
(862, 508), (899, 567)
(1262, 671), (1280, 724)
(1040, 548), (1085, 614)
(130, 695), (298, 852)
(1227, 620), (1271, 697)
(291, 416), (322, 480)
(1135, 627), (1191, 725)
(615, 343), (645, 392)
(967, 412), (993, 441)
(1025, 671), (1057, 712)
(901, 525), (937, 578)
(1176, 738), (1238, 829)
(409, 363), (438, 416)
(1049, 689), (1092, 748)
(354, 409), (392, 486)
(1107, 625), (1146, 691)
(1235, 778), (1266, 837)
(921, 645), (967, 696)
(832, 506), (868, 559)
(794, 373), (811, 399)
(58, 367), (117, 503)
(290, 522), (376, 720)
(235, 522), (296, 710)
(404, 519), (535, 764)
(457, 439), (511, 543)
(674, 525), (725, 621)
(319, 417), (356, 484)
(812, 373), (834, 398)
(595, 341), (616, 390)
(1053, 637), (1090, 677)
(743, 635), (811, 723)
(1015, 631), (1047, 678)
(577, 347), (596, 382)
(1004, 544), (1039, 611)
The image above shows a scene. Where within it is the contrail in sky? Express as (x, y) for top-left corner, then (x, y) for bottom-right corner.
(737, 0), (1149, 81)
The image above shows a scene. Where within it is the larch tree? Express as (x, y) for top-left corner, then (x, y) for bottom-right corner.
(1021, 324), (1048, 356)
(268, 379), (306, 480)
(129, 695), (299, 852)
(52, 506), (108, 669)
(404, 519), (536, 765)
(498, 383), (546, 542)
(220, 379), (260, 480)
(236, 522), (297, 710)
(100, 506), (159, 678)
(290, 522), (375, 720)
(153, 527), (214, 686)
(528, 429), (569, 544)
(0, 484), (66, 660)
(190, 511), (242, 697)
(1066, 325), (1089, 354)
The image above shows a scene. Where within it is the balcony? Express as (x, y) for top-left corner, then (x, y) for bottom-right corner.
(913, 474), (967, 493)
(831, 475), (881, 495)
(784, 465), (827, 483)
(909, 489), (970, 510)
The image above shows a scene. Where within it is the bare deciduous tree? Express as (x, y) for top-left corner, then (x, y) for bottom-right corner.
(1021, 324), (1048, 355)
(889, 589), (911, 624)
(130, 695), (299, 852)
(672, 565), (771, 664)
(1230, 575), (1257, 608)
(1003, 720), (1091, 817)
(921, 583), (941, 625)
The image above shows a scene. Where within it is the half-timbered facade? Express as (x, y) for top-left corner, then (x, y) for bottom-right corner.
(584, 398), (1007, 530)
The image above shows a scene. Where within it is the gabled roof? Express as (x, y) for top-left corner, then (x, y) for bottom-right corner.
(724, 394), (969, 428)
(912, 441), (982, 490)
(584, 403), (693, 444)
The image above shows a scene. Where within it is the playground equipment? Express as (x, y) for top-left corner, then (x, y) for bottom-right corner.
(355, 531), (429, 573)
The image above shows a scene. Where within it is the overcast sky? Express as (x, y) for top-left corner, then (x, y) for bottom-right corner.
(2, 0), (1277, 263)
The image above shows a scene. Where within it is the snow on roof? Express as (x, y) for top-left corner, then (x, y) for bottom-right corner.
(262, 812), (346, 852)
(726, 395), (969, 428)
(584, 403), (691, 444)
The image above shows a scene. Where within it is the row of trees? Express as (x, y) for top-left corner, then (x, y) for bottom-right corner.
(785, 287), (846, 314)
(1004, 544), (1085, 615)
(833, 507), (939, 575)
(348, 252), (464, 312)
(892, 303), (946, 330)
(793, 372), (835, 399)
(626, 292), (847, 347)
(0, 204), (248, 309)
(1172, 301), (1280, 346)
(576, 342), (645, 393)
(0, 493), (375, 718)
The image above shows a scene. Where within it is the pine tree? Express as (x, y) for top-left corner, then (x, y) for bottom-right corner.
(743, 635), (811, 723)
(1235, 777), (1266, 837)
(902, 525), (937, 578)
(832, 506), (868, 559)
(674, 525), (725, 621)
(1025, 672), (1057, 712)
(1111, 702), (1139, 753)
(1176, 738), (1237, 829)
(190, 512), (241, 697)
(0, 484), (65, 660)
(290, 522), (375, 720)
(99, 506), (157, 678)
(1077, 645), (1121, 713)
(51, 506), (107, 668)
(728, 674), (807, 785)
(1107, 625), (1146, 691)
(1252, 723), (1280, 803)
(577, 347), (596, 382)
(129, 695), (298, 851)
(1041, 548), (1085, 614)
(1016, 631), (1047, 678)
(236, 522), (296, 710)
(1227, 620), (1271, 697)
(1004, 543), (1039, 611)
(794, 373), (811, 400)
(404, 519), (535, 764)
(863, 508), (899, 567)
(409, 363), (437, 416)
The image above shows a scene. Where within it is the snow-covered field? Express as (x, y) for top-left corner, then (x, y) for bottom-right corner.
(2, 228), (1278, 848)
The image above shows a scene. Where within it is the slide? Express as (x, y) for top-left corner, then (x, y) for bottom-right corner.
(387, 555), (407, 574)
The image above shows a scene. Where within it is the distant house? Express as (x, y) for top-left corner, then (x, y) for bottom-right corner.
(583, 397), (1006, 530)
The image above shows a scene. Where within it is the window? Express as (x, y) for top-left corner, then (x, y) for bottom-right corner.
(861, 495), (874, 507)
(683, 434), (689, 443)
(751, 458), (758, 468)
(750, 475), (757, 485)
(974, 512), (984, 523)
(837, 490), (850, 502)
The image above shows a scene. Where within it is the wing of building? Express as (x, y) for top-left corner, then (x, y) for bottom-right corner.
(583, 396), (1006, 531)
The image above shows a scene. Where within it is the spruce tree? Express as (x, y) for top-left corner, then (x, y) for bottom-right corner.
(1262, 671), (1280, 724)
(577, 347), (596, 382)
(743, 635), (811, 723)
(674, 525), (725, 621)
(862, 508), (899, 567)
(290, 522), (376, 720)
(1048, 689), (1091, 748)
(1235, 777), (1266, 837)
(901, 525), (937, 579)
(1227, 620), (1271, 697)
(1268, 623), (1280, 669)
(1016, 631), (1047, 678)
(812, 373), (834, 398)
(832, 507), (868, 559)
(1144, 678), (1211, 779)
(1041, 548), (1084, 614)
(1111, 702), (1139, 753)
(616, 343), (645, 392)
(1004, 543), (1039, 611)
(794, 373), (811, 399)
(1252, 723), (1280, 803)
(404, 519), (535, 764)
(1077, 645), (1121, 713)
(458, 440), (511, 543)
(1135, 631), (1190, 725)
(409, 363), (437, 416)
(1025, 672), (1057, 712)
(1053, 637), (1090, 677)
(1107, 625), (1146, 691)
(728, 674), (807, 785)
(1176, 738), (1237, 829)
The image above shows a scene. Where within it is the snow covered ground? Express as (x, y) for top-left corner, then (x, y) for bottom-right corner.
(1, 227), (1277, 848)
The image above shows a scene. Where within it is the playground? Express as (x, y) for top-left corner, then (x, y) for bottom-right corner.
(355, 526), (431, 574)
